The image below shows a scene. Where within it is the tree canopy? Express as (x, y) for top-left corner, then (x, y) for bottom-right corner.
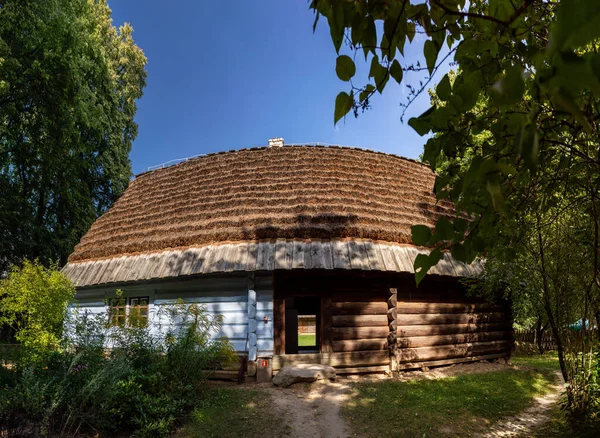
(0, 0), (147, 271)
(311, 0), (600, 285)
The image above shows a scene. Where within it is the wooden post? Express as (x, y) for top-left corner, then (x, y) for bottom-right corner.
(388, 288), (398, 371)
(247, 275), (257, 377)
(273, 297), (285, 355)
(321, 294), (333, 353)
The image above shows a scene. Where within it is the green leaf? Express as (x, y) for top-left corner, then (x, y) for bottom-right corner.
(414, 249), (443, 285)
(424, 40), (439, 75)
(453, 218), (468, 234)
(336, 55), (356, 81)
(435, 217), (454, 241)
(411, 225), (432, 246)
(390, 60), (403, 84)
(408, 105), (435, 136)
(549, 0), (600, 55)
(436, 74), (452, 102)
(328, 4), (345, 53)
(486, 178), (505, 211)
(518, 124), (540, 173)
(359, 84), (375, 102)
(407, 22), (415, 43)
(491, 66), (525, 106)
(334, 91), (353, 125)
(369, 56), (389, 93)
(362, 17), (377, 59)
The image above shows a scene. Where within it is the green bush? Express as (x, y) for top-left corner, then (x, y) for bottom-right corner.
(0, 298), (236, 437)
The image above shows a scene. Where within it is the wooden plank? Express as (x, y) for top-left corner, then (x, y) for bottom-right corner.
(397, 331), (510, 348)
(220, 244), (236, 272)
(273, 298), (285, 355)
(200, 245), (219, 274)
(397, 323), (511, 337)
(332, 240), (351, 269)
(348, 240), (367, 270)
(266, 241), (276, 271)
(310, 239), (326, 269)
(232, 243), (248, 271)
(292, 240), (305, 269)
(336, 365), (390, 374)
(190, 246), (209, 275)
(331, 301), (388, 316)
(332, 314), (389, 328)
(245, 242), (259, 272)
(274, 239), (287, 270)
(332, 338), (388, 352)
(367, 244), (386, 271)
(322, 240), (334, 269)
(321, 294), (333, 353)
(256, 241), (269, 271)
(396, 352), (508, 371)
(357, 240), (371, 270)
(331, 326), (390, 340)
(176, 249), (198, 277)
(272, 350), (390, 370)
(392, 246), (414, 272)
(206, 370), (239, 381)
(284, 240), (294, 269)
(397, 312), (507, 326)
(396, 340), (510, 363)
(437, 252), (458, 277)
(397, 302), (503, 314)
(379, 244), (399, 271)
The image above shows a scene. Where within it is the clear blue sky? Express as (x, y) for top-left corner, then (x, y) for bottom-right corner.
(109, 1), (447, 175)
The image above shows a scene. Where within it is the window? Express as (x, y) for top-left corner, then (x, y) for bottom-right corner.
(108, 296), (149, 327)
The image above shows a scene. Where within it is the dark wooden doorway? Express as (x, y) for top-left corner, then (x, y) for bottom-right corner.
(283, 296), (321, 354)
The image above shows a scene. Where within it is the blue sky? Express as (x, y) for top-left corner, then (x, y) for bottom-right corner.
(109, 1), (448, 175)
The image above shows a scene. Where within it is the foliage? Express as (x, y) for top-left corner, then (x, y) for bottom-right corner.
(0, 300), (235, 437)
(342, 368), (555, 437)
(312, 0), (600, 420)
(0, 0), (147, 271)
(0, 260), (74, 352)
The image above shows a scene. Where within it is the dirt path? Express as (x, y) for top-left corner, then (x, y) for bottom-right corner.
(483, 371), (564, 437)
(269, 379), (352, 438)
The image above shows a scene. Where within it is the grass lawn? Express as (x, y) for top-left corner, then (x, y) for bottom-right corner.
(512, 352), (561, 371)
(298, 333), (316, 347)
(176, 387), (288, 438)
(342, 368), (556, 438)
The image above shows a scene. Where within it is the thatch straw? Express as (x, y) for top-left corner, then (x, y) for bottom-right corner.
(69, 145), (453, 262)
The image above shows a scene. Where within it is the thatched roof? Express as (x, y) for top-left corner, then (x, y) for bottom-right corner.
(63, 239), (482, 288)
(68, 145), (454, 263)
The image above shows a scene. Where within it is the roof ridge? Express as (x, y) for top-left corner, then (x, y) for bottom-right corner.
(134, 144), (427, 180)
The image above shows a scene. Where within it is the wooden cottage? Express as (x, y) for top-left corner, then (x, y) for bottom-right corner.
(62, 144), (513, 379)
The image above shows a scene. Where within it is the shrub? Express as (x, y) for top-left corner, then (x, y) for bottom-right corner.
(0, 260), (74, 353)
(0, 298), (236, 437)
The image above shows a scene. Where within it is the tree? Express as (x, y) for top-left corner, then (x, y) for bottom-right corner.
(0, 260), (75, 352)
(312, 0), (600, 419)
(0, 0), (147, 271)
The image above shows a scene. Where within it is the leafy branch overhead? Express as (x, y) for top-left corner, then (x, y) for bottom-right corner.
(311, 0), (600, 283)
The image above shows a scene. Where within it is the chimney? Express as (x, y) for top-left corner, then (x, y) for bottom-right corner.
(268, 137), (284, 147)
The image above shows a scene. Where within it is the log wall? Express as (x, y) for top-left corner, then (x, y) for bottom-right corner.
(394, 284), (512, 369)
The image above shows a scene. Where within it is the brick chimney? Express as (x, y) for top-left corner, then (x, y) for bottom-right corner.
(268, 137), (284, 147)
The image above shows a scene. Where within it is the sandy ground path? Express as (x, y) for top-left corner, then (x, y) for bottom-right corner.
(482, 370), (563, 437)
(269, 379), (352, 438)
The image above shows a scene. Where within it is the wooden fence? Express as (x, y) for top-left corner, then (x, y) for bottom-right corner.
(515, 329), (599, 351)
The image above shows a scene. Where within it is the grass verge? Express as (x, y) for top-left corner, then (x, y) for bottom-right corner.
(342, 368), (555, 438)
(298, 333), (316, 347)
(176, 387), (287, 438)
(511, 352), (561, 371)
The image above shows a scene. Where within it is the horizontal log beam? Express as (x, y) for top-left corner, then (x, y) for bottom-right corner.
(331, 301), (388, 316)
(397, 302), (504, 314)
(396, 353), (509, 371)
(332, 326), (390, 340)
(396, 340), (510, 363)
(332, 338), (388, 352)
(332, 314), (389, 327)
(397, 312), (507, 326)
(397, 323), (511, 337)
(398, 331), (510, 348)
(336, 365), (390, 374)
(272, 350), (390, 370)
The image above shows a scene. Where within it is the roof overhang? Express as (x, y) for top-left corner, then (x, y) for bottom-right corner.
(61, 238), (482, 288)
